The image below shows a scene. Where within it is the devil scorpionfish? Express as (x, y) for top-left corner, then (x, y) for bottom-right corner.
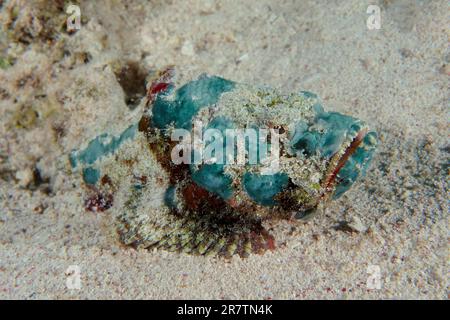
(70, 68), (378, 258)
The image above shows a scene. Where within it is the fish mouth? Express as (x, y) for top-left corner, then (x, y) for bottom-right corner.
(323, 129), (368, 193)
(293, 123), (377, 220)
(319, 125), (377, 202)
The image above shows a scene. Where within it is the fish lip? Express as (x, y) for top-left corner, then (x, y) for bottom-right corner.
(291, 127), (371, 220)
(323, 128), (369, 192)
(297, 127), (369, 214)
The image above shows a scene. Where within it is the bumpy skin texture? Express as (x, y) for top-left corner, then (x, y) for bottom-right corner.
(70, 70), (377, 257)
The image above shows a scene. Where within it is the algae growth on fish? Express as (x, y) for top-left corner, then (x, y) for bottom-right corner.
(70, 69), (378, 258)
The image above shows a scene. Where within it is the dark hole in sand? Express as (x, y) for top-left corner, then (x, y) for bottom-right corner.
(114, 61), (147, 110)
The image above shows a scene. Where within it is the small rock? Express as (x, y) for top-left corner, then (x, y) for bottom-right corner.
(110, 246), (119, 255)
(347, 216), (367, 233)
(400, 190), (411, 200)
(236, 53), (249, 64)
(439, 64), (450, 76)
(399, 48), (414, 58)
(33, 204), (46, 214)
(16, 168), (34, 187)
(181, 41), (195, 56)
(199, 0), (216, 14)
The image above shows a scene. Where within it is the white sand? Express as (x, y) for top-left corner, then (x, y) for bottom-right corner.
(0, 0), (448, 299)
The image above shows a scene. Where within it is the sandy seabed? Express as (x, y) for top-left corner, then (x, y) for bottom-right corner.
(0, 0), (448, 299)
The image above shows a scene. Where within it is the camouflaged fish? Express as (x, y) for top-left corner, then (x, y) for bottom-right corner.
(70, 68), (377, 258)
